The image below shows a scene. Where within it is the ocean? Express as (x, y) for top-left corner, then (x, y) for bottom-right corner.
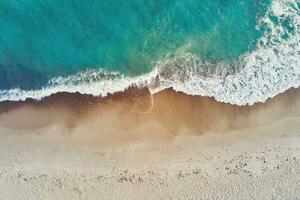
(0, 0), (299, 105)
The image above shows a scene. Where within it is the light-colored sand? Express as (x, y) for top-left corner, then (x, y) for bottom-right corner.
(0, 89), (299, 199)
(0, 115), (299, 199)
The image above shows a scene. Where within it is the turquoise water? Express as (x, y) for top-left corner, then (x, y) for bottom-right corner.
(0, 0), (270, 90)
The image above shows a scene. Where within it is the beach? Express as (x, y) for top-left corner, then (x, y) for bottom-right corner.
(0, 88), (299, 199)
(0, 0), (299, 199)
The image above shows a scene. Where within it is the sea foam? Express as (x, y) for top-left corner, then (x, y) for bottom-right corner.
(0, 0), (299, 105)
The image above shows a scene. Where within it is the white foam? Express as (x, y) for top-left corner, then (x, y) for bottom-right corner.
(0, 0), (299, 105)
(0, 69), (159, 102)
(153, 0), (300, 105)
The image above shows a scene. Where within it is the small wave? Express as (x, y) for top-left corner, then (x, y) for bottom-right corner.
(0, 0), (299, 105)
(155, 0), (300, 105)
(0, 69), (159, 102)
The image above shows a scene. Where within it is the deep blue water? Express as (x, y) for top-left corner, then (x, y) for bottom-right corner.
(0, 0), (271, 90)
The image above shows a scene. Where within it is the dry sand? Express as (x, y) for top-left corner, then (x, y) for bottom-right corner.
(0, 88), (299, 199)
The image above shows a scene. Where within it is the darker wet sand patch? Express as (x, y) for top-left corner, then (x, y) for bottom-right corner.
(0, 87), (300, 145)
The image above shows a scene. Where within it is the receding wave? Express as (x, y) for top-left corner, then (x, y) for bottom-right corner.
(0, 0), (299, 105)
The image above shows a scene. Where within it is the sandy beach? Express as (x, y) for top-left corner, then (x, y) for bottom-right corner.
(0, 0), (299, 199)
(0, 88), (299, 199)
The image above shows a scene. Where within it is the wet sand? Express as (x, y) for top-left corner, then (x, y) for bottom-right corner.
(0, 88), (299, 199)
(1, 87), (300, 138)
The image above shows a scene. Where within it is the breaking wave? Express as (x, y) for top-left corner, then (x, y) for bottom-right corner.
(0, 0), (299, 105)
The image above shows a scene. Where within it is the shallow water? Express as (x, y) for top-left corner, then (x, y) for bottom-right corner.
(0, 0), (269, 89)
(0, 0), (299, 105)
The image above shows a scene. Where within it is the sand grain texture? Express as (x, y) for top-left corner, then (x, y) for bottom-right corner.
(0, 88), (299, 199)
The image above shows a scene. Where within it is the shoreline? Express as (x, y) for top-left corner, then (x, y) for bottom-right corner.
(0, 87), (299, 199)
(1, 87), (300, 136)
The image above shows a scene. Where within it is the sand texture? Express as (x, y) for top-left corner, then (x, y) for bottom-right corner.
(0, 88), (299, 199)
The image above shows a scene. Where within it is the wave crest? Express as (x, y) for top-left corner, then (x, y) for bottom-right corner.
(0, 0), (299, 105)
(155, 0), (300, 105)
